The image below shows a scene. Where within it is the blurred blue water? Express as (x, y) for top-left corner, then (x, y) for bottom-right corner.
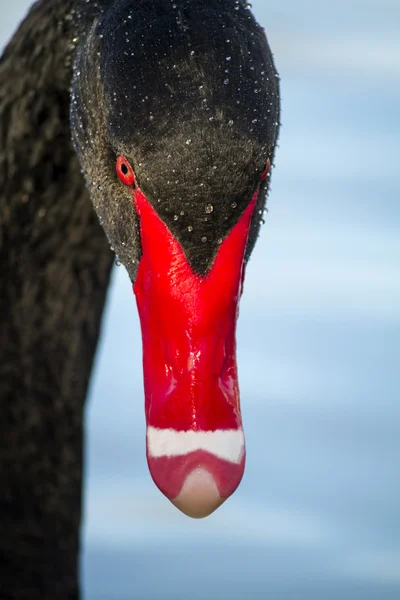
(2, 2), (399, 599)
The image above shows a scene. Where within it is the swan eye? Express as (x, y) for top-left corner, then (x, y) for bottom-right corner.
(260, 158), (270, 182)
(116, 155), (136, 187)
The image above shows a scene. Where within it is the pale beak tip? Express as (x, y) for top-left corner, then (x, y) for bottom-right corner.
(170, 467), (225, 519)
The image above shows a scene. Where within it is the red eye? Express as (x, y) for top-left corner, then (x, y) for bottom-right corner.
(260, 158), (270, 182)
(116, 155), (136, 187)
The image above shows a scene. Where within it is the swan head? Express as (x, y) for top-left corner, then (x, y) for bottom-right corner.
(70, 0), (280, 517)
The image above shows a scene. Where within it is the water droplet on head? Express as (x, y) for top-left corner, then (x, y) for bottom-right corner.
(231, 202), (237, 209)
(201, 236), (207, 243)
(205, 203), (214, 214)
(188, 225), (193, 232)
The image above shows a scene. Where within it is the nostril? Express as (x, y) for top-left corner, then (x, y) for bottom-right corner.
(219, 337), (237, 401)
(161, 338), (181, 384)
(164, 363), (177, 395)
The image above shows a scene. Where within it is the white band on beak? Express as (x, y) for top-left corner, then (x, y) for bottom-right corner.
(147, 426), (245, 464)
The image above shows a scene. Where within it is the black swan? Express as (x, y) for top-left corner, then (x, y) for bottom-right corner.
(0, 0), (280, 595)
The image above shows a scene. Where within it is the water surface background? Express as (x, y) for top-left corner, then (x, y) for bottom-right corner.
(2, 1), (399, 599)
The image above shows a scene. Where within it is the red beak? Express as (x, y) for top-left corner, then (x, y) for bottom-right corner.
(133, 189), (257, 517)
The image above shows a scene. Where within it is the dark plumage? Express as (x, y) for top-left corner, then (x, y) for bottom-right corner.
(72, 0), (279, 275)
(0, 0), (279, 597)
